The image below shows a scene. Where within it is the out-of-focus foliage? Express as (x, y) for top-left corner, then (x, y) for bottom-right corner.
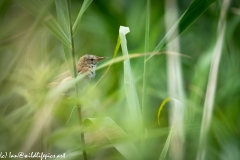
(0, 0), (239, 159)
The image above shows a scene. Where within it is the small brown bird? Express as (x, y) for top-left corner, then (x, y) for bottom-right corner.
(48, 54), (107, 93)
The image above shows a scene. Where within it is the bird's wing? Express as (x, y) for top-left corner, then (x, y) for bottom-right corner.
(47, 70), (71, 87)
(52, 70), (71, 82)
(47, 68), (88, 88)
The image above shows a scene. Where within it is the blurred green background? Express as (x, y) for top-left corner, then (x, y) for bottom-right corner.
(0, 0), (239, 159)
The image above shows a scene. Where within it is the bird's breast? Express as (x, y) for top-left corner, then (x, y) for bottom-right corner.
(87, 64), (96, 79)
(88, 70), (95, 79)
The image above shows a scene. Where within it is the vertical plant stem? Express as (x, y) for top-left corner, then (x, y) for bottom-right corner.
(142, 0), (150, 127)
(67, 1), (87, 160)
(197, 0), (230, 159)
(78, 107), (87, 159)
(164, 0), (185, 159)
(141, 0), (150, 156)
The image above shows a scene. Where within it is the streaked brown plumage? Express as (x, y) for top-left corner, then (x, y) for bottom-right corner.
(47, 54), (107, 92)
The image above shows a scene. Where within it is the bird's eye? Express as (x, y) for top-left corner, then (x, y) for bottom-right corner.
(90, 59), (94, 61)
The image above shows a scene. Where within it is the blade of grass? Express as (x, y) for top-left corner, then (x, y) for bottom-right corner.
(83, 117), (141, 160)
(197, 0), (230, 159)
(157, 98), (183, 160)
(164, 0), (185, 159)
(72, 0), (93, 35)
(97, 51), (193, 71)
(142, 0), (150, 132)
(119, 26), (142, 135)
(18, 0), (71, 47)
(55, 0), (70, 37)
(141, 0), (150, 156)
(147, 0), (217, 61)
(160, 128), (173, 160)
(55, 0), (73, 76)
(157, 98), (171, 125)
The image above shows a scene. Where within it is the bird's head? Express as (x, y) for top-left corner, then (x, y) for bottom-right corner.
(77, 54), (107, 72)
(82, 54), (107, 65)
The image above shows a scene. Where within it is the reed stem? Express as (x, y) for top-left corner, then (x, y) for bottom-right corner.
(67, 1), (87, 159)
(141, 0), (150, 157)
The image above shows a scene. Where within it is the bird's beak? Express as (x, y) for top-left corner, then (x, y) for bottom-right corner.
(96, 56), (108, 62)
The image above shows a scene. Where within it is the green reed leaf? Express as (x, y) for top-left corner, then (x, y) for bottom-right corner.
(83, 117), (141, 160)
(119, 26), (142, 135)
(55, 0), (70, 38)
(55, 0), (73, 74)
(157, 98), (183, 159)
(18, 0), (71, 47)
(72, 0), (93, 35)
(148, 0), (217, 60)
(157, 98), (171, 125)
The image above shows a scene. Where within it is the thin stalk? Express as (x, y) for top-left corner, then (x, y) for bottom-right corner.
(164, 0), (185, 159)
(67, 1), (87, 160)
(197, 0), (230, 159)
(142, 0), (150, 127)
(141, 0), (150, 156)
